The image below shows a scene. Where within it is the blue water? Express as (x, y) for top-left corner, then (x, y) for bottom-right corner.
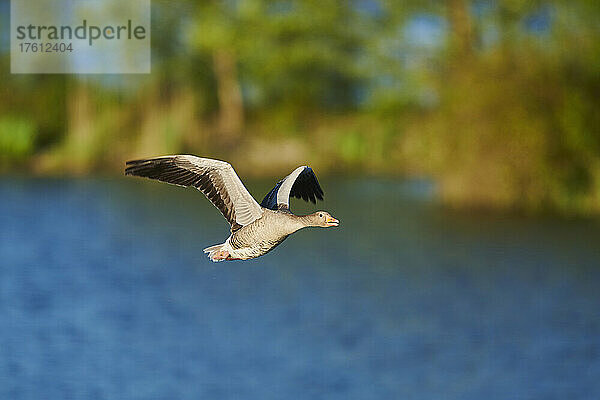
(1, 178), (599, 399)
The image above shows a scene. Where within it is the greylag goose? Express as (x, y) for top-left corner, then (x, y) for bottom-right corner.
(125, 155), (339, 261)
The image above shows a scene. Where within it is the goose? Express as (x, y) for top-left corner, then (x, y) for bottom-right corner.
(125, 155), (339, 261)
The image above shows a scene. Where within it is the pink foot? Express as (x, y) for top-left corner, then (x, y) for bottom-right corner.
(212, 250), (230, 260)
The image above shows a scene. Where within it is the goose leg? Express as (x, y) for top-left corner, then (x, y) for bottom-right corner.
(212, 249), (230, 260)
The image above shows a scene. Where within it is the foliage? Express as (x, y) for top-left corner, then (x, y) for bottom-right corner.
(0, 116), (36, 165)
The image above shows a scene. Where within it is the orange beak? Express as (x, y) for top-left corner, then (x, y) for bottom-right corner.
(325, 215), (339, 227)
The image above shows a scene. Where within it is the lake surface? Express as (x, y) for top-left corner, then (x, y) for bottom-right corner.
(1, 177), (599, 399)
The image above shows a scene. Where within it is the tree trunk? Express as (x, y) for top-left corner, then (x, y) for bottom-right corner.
(213, 49), (244, 144)
(66, 78), (94, 172)
(447, 0), (473, 57)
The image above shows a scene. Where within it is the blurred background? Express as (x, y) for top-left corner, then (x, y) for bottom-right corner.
(1, 0), (599, 399)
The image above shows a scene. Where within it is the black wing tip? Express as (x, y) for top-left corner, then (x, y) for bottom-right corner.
(124, 157), (176, 176)
(306, 166), (325, 201)
(310, 168), (325, 199)
(286, 166), (325, 204)
(124, 159), (150, 176)
(261, 165), (326, 209)
(125, 156), (173, 165)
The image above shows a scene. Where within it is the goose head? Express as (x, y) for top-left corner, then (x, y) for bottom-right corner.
(307, 211), (339, 228)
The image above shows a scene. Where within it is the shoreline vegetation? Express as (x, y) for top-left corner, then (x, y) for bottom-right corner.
(1, 0), (599, 215)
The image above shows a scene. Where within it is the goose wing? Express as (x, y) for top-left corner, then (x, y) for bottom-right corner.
(125, 155), (263, 231)
(260, 166), (324, 211)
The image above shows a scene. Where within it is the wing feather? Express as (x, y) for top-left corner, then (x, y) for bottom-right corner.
(260, 166), (324, 210)
(125, 155), (263, 231)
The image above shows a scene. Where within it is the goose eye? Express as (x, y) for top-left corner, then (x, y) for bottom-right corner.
(319, 213), (323, 218)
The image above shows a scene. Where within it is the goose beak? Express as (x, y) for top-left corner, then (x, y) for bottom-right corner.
(325, 216), (339, 227)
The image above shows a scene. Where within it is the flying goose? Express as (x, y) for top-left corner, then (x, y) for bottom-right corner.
(125, 155), (339, 261)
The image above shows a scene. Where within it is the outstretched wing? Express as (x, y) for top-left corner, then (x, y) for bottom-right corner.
(125, 155), (263, 231)
(260, 166), (324, 211)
